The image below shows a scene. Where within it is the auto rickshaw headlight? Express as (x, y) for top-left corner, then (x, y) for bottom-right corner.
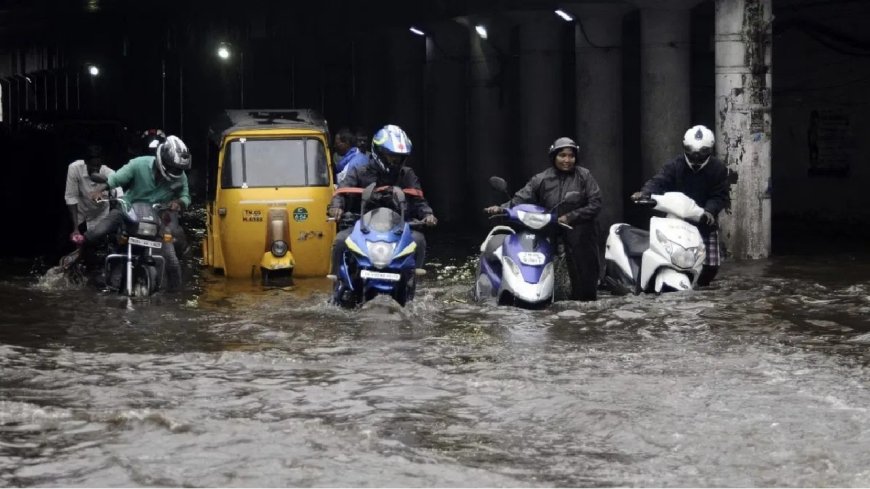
(271, 240), (288, 258)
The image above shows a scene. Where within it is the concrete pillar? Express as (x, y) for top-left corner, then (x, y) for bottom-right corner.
(518, 11), (566, 181)
(569, 2), (632, 231)
(424, 20), (468, 227)
(388, 29), (425, 163)
(638, 5), (692, 182)
(715, 0), (772, 259)
(467, 17), (511, 226)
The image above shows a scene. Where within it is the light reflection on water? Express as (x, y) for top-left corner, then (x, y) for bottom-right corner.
(1, 253), (869, 487)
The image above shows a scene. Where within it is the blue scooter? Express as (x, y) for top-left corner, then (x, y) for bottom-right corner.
(332, 183), (429, 308)
(473, 177), (580, 308)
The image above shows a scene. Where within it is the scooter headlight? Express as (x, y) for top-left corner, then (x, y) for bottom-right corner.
(656, 230), (697, 269)
(671, 247), (699, 269)
(366, 241), (396, 269)
(136, 222), (158, 237)
(271, 240), (288, 258)
(502, 255), (522, 277)
(516, 210), (551, 230)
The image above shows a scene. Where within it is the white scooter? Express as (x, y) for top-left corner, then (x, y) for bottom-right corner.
(603, 192), (706, 295)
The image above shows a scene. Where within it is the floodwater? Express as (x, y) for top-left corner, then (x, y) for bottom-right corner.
(2, 245), (870, 487)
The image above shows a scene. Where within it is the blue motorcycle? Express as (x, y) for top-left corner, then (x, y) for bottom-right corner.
(473, 177), (579, 308)
(332, 183), (430, 308)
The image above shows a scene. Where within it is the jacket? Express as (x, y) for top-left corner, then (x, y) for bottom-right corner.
(508, 166), (602, 224)
(640, 156), (730, 217)
(329, 160), (434, 220)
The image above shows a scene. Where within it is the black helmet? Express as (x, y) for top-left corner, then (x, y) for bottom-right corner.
(548, 137), (579, 161)
(156, 135), (191, 180)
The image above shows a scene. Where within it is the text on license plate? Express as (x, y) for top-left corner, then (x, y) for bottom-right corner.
(129, 237), (163, 249)
(360, 269), (401, 281)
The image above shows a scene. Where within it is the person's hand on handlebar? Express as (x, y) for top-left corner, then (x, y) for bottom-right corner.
(422, 214), (438, 226)
(483, 205), (503, 214)
(328, 207), (343, 221)
(630, 191), (650, 202)
(168, 199), (184, 212)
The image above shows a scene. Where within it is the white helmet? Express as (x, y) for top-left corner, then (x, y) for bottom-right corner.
(682, 125), (714, 171)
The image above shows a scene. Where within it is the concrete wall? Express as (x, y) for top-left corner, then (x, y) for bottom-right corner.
(770, 2), (870, 231)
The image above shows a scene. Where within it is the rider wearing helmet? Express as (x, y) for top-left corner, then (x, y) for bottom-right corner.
(327, 124), (437, 279)
(82, 135), (192, 290)
(630, 124), (730, 286)
(485, 136), (604, 301)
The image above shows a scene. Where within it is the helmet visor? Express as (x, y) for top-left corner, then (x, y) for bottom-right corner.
(684, 145), (712, 165)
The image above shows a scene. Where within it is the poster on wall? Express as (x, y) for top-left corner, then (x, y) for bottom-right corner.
(807, 109), (853, 177)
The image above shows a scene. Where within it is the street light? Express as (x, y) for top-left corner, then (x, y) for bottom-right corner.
(217, 42), (244, 108)
(475, 25), (488, 40)
(554, 9), (574, 22)
(409, 26), (425, 36)
(88, 64), (100, 76)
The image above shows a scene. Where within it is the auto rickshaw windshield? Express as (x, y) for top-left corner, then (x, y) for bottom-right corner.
(222, 137), (329, 188)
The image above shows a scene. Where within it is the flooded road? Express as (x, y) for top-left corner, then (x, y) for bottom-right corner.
(2, 249), (870, 487)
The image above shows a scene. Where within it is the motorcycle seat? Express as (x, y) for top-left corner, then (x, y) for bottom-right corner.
(615, 225), (649, 257)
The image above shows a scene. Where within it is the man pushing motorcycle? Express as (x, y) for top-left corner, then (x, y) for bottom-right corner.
(80, 135), (191, 291)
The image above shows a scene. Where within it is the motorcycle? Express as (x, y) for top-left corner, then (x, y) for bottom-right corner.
(602, 192), (706, 295)
(473, 176), (580, 308)
(331, 183), (431, 308)
(102, 199), (173, 297)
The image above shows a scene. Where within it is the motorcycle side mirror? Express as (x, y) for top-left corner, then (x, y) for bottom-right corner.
(488, 176), (508, 194)
(360, 183), (377, 234)
(392, 186), (406, 205)
(89, 173), (108, 184)
(361, 182), (376, 203)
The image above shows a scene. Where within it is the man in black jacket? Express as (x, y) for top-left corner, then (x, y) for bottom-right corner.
(327, 124), (437, 279)
(486, 136), (603, 301)
(631, 124), (730, 286)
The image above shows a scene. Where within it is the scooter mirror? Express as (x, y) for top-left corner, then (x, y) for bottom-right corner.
(488, 176), (508, 194)
(89, 173), (108, 184)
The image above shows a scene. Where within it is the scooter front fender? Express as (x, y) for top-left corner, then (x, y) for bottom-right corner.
(654, 268), (694, 293)
(501, 262), (554, 303)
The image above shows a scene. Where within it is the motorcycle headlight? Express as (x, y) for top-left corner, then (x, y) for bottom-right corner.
(516, 210), (551, 230)
(136, 222), (158, 237)
(366, 241), (396, 269)
(271, 240), (288, 258)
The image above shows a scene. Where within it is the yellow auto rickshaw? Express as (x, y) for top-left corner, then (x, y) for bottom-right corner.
(202, 109), (336, 283)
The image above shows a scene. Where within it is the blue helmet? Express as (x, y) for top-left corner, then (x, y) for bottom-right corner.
(371, 124), (412, 171)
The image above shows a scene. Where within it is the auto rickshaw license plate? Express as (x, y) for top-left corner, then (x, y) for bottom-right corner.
(129, 237), (163, 249)
(360, 270), (400, 281)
